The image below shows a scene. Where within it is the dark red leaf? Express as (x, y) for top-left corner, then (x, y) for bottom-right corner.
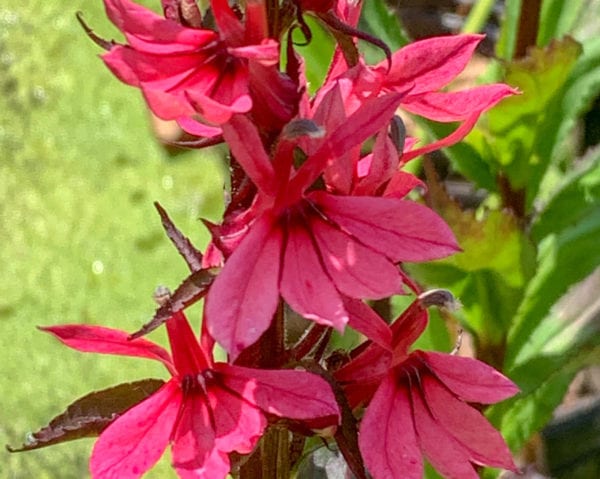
(6, 379), (165, 452)
(129, 267), (219, 339)
(155, 202), (203, 272)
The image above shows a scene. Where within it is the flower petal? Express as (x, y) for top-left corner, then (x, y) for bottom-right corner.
(343, 297), (393, 349)
(309, 214), (404, 299)
(40, 324), (174, 373)
(104, 0), (216, 53)
(208, 385), (266, 454)
(402, 84), (518, 122)
(422, 375), (517, 471)
(359, 374), (422, 479)
(221, 115), (276, 196)
(383, 35), (483, 95)
(314, 193), (459, 262)
(216, 364), (340, 428)
(205, 214), (282, 360)
(280, 221), (348, 330)
(171, 394), (230, 479)
(90, 380), (181, 479)
(419, 351), (519, 403)
(411, 384), (480, 479)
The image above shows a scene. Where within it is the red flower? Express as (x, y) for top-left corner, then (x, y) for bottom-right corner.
(204, 90), (459, 360)
(101, 0), (288, 136)
(41, 311), (339, 479)
(324, 33), (517, 160)
(335, 299), (519, 479)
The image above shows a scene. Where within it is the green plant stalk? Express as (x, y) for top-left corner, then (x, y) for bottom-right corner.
(461, 0), (497, 34)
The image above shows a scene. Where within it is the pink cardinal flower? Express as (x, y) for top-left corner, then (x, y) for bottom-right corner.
(204, 89), (460, 360)
(335, 298), (519, 479)
(41, 311), (339, 479)
(322, 28), (517, 161)
(101, 0), (291, 136)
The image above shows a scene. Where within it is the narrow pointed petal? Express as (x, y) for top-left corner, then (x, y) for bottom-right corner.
(419, 351), (519, 403)
(411, 385), (480, 479)
(205, 215), (282, 360)
(221, 115), (276, 195)
(216, 364), (340, 427)
(401, 112), (480, 162)
(402, 84), (518, 122)
(90, 380), (181, 479)
(309, 215), (404, 299)
(360, 375), (422, 479)
(422, 375), (517, 471)
(288, 93), (403, 200)
(383, 170), (425, 198)
(280, 223), (348, 330)
(314, 193), (459, 262)
(177, 116), (223, 138)
(207, 385), (266, 454)
(382, 35), (483, 94)
(210, 0), (244, 45)
(104, 0), (215, 53)
(166, 311), (211, 376)
(171, 394), (230, 479)
(40, 325), (174, 372)
(342, 297), (393, 349)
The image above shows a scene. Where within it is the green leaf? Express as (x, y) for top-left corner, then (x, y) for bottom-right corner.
(489, 297), (600, 452)
(7, 379), (165, 452)
(495, 0), (522, 61)
(292, 17), (335, 94)
(408, 181), (535, 347)
(487, 357), (575, 452)
(506, 210), (600, 368)
(551, 37), (600, 164)
(485, 38), (582, 208)
(359, 0), (409, 52)
(538, 0), (586, 47)
(532, 145), (600, 242)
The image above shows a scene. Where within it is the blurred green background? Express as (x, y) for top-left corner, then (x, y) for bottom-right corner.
(0, 1), (224, 477)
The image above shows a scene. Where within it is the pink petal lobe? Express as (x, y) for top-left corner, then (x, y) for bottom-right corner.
(410, 384), (480, 479)
(221, 115), (276, 195)
(402, 84), (518, 122)
(314, 193), (459, 262)
(288, 93), (403, 201)
(205, 214), (282, 360)
(215, 364), (340, 428)
(177, 116), (223, 138)
(342, 297), (393, 349)
(40, 324), (174, 372)
(383, 170), (425, 198)
(309, 214), (404, 299)
(359, 374), (422, 479)
(280, 221), (348, 330)
(90, 380), (181, 479)
(208, 385), (266, 453)
(104, 0), (215, 53)
(419, 351), (519, 403)
(166, 311), (211, 376)
(171, 393), (230, 479)
(422, 375), (517, 471)
(383, 35), (483, 94)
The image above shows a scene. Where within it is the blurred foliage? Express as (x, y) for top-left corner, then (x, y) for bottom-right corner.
(1, 1), (223, 477)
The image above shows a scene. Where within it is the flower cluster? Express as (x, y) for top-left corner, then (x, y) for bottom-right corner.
(14, 1), (521, 478)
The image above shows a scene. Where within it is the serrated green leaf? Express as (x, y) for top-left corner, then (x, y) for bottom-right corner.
(506, 211), (600, 367)
(485, 38), (582, 208)
(532, 145), (600, 242)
